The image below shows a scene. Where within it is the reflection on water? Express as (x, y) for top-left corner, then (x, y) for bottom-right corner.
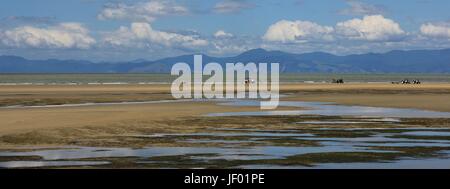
(237, 153), (450, 169)
(0, 161), (109, 168)
(298, 121), (378, 124)
(315, 127), (450, 131)
(133, 132), (315, 138)
(401, 131), (450, 137)
(301, 133), (450, 144)
(311, 151), (450, 169)
(1, 126), (450, 168)
(209, 100), (450, 118)
(1, 100), (450, 168)
(0, 99), (193, 109)
(0, 144), (389, 162)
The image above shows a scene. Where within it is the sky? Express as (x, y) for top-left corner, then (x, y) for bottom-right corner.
(0, 0), (450, 61)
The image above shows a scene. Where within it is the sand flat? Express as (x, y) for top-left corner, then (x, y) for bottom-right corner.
(0, 101), (284, 135)
(281, 83), (450, 112)
(1, 83), (450, 136)
(286, 94), (450, 112)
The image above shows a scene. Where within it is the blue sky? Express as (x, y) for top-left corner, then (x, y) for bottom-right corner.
(0, 0), (450, 61)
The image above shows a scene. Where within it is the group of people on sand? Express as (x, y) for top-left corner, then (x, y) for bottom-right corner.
(331, 78), (344, 84)
(330, 78), (422, 84)
(392, 79), (421, 84)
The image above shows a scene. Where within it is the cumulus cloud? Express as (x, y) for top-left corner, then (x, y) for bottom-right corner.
(214, 30), (234, 38)
(213, 0), (254, 14)
(335, 15), (406, 41)
(420, 22), (450, 39)
(208, 33), (259, 55)
(210, 41), (249, 55)
(0, 22), (95, 49)
(263, 20), (334, 43)
(98, 0), (188, 22)
(102, 22), (208, 49)
(338, 0), (386, 16)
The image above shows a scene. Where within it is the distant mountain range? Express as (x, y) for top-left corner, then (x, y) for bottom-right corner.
(1, 48), (450, 73)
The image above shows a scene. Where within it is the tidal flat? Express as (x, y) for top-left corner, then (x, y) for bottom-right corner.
(1, 83), (450, 168)
(1, 115), (450, 168)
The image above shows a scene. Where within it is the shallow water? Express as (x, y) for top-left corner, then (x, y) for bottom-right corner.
(2, 126), (450, 168)
(312, 152), (450, 169)
(237, 154), (450, 169)
(314, 127), (450, 131)
(210, 100), (450, 118)
(0, 161), (110, 168)
(297, 121), (378, 124)
(302, 133), (450, 143)
(133, 132), (315, 138)
(2, 99), (450, 168)
(0, 99), (193, 109)
(401, 131), (450, 137)
(0, 144), (387, 162)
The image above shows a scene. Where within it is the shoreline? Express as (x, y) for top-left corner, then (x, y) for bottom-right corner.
(1, 83), (450, 168)
(1, 82), (449, 137)
(1, 83), (450, 111)
(1, 81), (450, 86)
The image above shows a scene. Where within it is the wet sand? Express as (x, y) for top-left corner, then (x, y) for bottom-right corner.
(281, 83), (450, 112)
(0, 84), (173, 107)
(1, 83), (450, 147)
(0, 101), (283, 135)
(2, 83), (450, 110)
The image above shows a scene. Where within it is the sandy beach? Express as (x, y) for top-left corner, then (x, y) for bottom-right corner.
(281, 83), (450, 112)
(1, 83), (450, 136)
(1, 83), (450, 168)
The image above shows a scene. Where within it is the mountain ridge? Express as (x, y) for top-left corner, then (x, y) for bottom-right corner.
(1, 48), (450, 73)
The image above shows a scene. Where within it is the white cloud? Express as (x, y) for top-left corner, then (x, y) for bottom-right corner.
(209, 34), (258, 55)
(338, 0), (386, 16)
(98, 0), (188, 22)
(213, 0), (253, 14)
(335, 15), (405, 41)
(420, 22), (450, 39)
(210, 42), (249, 55)
(214, 30), (234, 38)
(263, 20), (334, 43)
(103, 22), (208, 49)
(0, 22), (95, 49)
